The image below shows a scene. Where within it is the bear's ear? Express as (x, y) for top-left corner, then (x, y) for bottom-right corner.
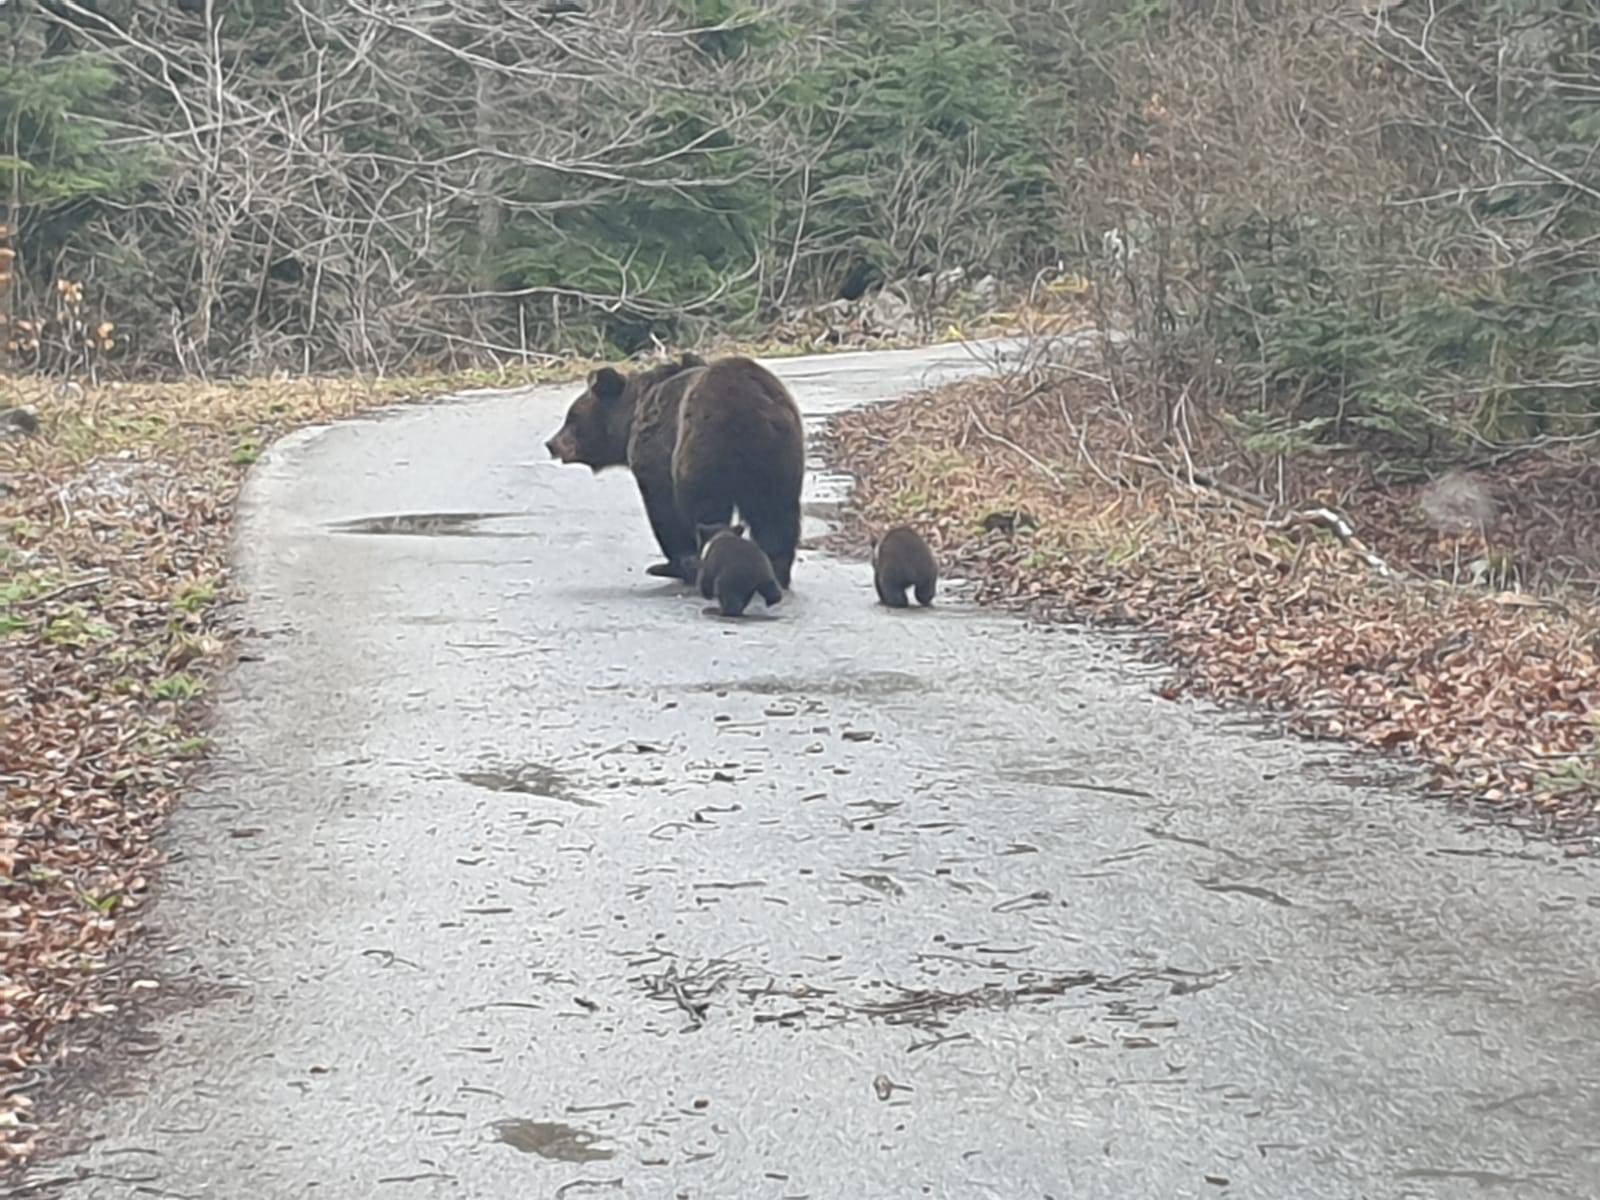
(588, 367), (626, 400)
(730, 523), (746, 538)
(680, 351), (706, 368)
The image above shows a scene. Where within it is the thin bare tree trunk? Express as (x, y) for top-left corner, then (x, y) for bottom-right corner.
(1, 0), (19, 346)
(473, 2), (502, 291)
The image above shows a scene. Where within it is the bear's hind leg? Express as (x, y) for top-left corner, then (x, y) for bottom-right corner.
(743, 493), (800, 590)
(717, 580), (752, 617)
(638, 478), (697, 580)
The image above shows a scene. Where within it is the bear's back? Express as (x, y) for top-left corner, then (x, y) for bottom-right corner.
(677, 357), (802, 467)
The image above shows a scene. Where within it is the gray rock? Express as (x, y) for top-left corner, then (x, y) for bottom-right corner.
(1420, 471), (1497, 533)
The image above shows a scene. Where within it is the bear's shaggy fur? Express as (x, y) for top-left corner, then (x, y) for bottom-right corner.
(872, 526), (938, 608)
(695, 522), (783, 617)
(547, 354), (804, 586)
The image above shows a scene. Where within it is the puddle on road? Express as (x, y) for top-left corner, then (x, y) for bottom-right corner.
(326, 511), (529, 537)
(803, 499), (846, 521)
(1199, 878), (1294, 908)
(1396, 1166), (1563, 1188)
(847, 968), (1154, 1028)
(1002, 765), (1155, 800)
(491, 1118), (615, 1162)
(394, 612), (466, 626)
(686, 670), (924, 698)
(459, 763), (600, 808)
(802, 499), (847, 542)
(634, 949), (1205, 1035)
(841, 871), (907, 899)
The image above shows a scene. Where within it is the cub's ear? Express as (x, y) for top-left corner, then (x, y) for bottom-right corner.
(730, 523), (746, 538)
(680, 351), (707, 368)
(588, 367), (626, 399)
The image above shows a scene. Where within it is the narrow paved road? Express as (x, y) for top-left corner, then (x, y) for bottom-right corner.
(26, 344), (1600, 1198)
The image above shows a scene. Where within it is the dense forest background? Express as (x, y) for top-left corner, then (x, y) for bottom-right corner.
(5, 0), (1600, 460)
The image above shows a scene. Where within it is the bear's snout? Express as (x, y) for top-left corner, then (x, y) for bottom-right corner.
(546, 431), (573, 462)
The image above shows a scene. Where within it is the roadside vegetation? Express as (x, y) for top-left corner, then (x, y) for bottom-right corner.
(6, 0), (1600, 1168)
(0, 366), (578, 1161)
(832, 1), (1600, 845)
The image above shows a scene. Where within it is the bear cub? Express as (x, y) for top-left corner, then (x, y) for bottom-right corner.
(873, 526), (938, 608)
(696, 523), (783, 617)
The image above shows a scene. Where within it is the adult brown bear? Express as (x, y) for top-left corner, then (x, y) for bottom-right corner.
(546, 354), (804, 587)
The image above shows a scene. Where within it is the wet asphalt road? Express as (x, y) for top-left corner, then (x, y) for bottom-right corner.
(25, 343), (1600, 1199)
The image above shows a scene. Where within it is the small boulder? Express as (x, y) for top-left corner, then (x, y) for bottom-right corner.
(2, 407), (40, 437)
(1420, 471), (1497, 533)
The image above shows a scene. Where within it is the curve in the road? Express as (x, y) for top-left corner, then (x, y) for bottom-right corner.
(23, 343), (1600, 1200)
